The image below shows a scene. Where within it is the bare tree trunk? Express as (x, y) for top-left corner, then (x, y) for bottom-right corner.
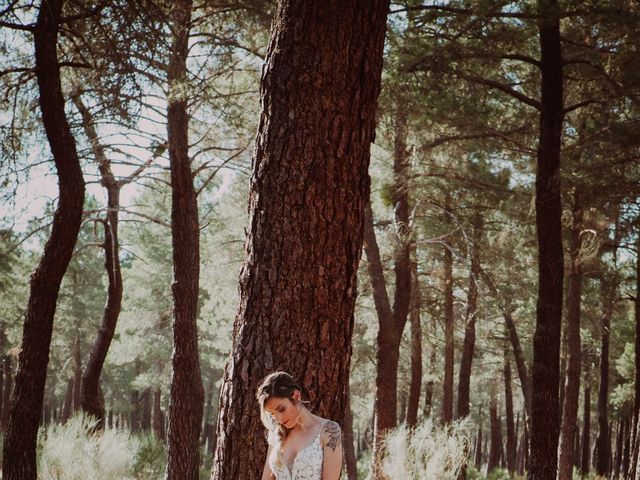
(442, 192), (455, 425)
(475, 422), (483, 470)
(488, 383), (502, 473)
(505, 353), (517, 474)
(423, 314), (437, 418)
(210, 2), (389, 479)
(165, 1), (205, 477)
(595, 282), (613, 476)
(457, 213), (481, 419)
(1, 1), (86, 477)
(61, 378), (73, 423)
(581, 361), (591, 476)
(527, 1), (565, 478)
(557, 192), (584, 480)
(1, 355), (13, 430)
(629, 235), (640, 479)
(406, 255), (422, 428)
(153, 388), (165, 441)
(614, 419), (625, 478)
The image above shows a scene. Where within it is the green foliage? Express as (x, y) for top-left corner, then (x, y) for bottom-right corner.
(132, 434), (166, 480)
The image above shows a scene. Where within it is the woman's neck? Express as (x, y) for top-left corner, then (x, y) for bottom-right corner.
(289, 406), (319, 432)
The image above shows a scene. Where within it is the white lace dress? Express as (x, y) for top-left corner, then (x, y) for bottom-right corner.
(269, 425), (324, 480)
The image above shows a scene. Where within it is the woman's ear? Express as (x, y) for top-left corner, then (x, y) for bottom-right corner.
(292, 389), (301, 402)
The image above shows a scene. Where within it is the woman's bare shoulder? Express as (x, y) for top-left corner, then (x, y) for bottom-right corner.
(319, 419), (341, 451)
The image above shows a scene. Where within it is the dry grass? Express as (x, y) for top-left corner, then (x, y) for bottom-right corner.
(378, 418), (471, 480)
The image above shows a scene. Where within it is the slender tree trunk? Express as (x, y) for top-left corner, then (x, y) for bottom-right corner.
(406, 254), (422, 427)
(614, 419), (625, 478)
(1, 1), (86, 477)
(595, 283), (614, 476)
(1, 355), (12, 430)
(527, 1), (565, 478)
(505, 353), (517, 473)
(481, 268), (532, 423)
(141, 388), (151, 432)
(366, 96), (412, 476)
(72, 94), (127, 428)
(629, 235), (640, 479)
(153, 388), (165, 441)
(457, 214), (481, 419)
(210, 3), (389, 479)
(165, 1), (205, 477)
(423, 314), (437, 418)
(558, 192), (584, 480)
(72, 335), (81, 413)
(581, 361), (591, 476)
(344, 383), (358, 480)
(488, 383), (502, 473)
(130, 389), (140, 432)
(475, 422), (483, 469)
(61, 378), (73, 423)
(442, 192), (455, 425)
(623, 416), (631, 477)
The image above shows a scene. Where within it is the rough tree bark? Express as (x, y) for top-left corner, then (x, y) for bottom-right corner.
(1, 0), (86, 478)
(165, 0), (205, 477)
(1, 355), (12, 430)
(557, 192), (584, 480)
(210, 2), (389, 479)
(527, 0), (565, 478)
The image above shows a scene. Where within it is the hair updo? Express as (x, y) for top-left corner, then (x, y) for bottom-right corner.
(256, 371), (303, 449)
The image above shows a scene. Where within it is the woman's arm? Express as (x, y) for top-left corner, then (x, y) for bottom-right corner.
(261, 444), (275, 480)
(321, 420), (343, 480)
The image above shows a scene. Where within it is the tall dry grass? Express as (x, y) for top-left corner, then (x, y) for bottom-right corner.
(377, 418), (470, 480)
(38, 414), (139, 480)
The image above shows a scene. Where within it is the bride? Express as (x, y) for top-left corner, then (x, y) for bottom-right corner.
(257, 371), (343, 480)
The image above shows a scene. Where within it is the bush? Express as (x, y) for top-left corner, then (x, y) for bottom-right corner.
(378, 418), (470, 479)
(38, 414), (139, 480)
(132, 433), (166, 480)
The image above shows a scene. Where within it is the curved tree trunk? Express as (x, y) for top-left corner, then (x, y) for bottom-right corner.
(557, 192), (584, 480)
(210, 2), (389, 479)
(527, 0), (565, 478)
(1, 1), (86, 477)
(72, 94), (125, 428)
(166, 0), (205, 477)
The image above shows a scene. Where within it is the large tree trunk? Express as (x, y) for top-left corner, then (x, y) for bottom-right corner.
(457, 213), (481, 419)
(557, 193), (584, 480)
(527, 0), (565, 478)
(442, 192), (455, 425)
(166, 0), (205, 477)
(1, 1), (86, 477)
(581, 361), (591, 476)
(210, 2), (389, 479)
(406, 251), (422, 427)
(72, 94), (125, 428)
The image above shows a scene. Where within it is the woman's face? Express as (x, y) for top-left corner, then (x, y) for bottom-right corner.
(264, 392), (300, 428)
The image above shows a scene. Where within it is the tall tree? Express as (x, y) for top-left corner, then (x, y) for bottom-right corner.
(527, 0), (565, 477)
(557, 190), (584, 480)
(165, 0), (205, 477)
(1, 0), (86, 477)
(210, 1), (390, 479)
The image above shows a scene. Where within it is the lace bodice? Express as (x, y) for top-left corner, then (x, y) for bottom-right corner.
(269, 424), (324, 480)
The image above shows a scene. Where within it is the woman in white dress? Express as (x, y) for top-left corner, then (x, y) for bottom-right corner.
(257, 371), (343, 480)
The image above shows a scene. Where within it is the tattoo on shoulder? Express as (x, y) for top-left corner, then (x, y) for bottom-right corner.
(322, 421), (342, 452)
